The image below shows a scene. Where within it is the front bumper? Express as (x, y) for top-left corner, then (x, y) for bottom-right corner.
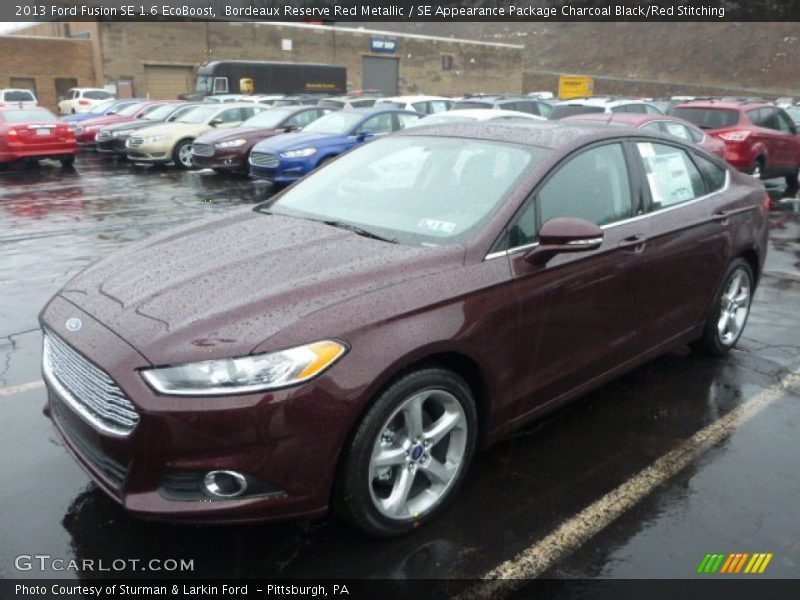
(248, 157), (310, 184)
(192, 148), (248, 172)
(126, 141), (173, 164)
(0, 143), (77, 162)
(40, 296), (346, 523)
(96, 137), (128, 154)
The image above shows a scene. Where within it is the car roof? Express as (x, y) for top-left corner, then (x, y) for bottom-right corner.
(555, 97), (652, 107)
(563, 113), (661, 126)
(377, 95), (449, 103)
(431, 108), (543, 120)
(672, 100), (772, 110)
(395, 120), (652, 151)
(1, 88), (36, 94)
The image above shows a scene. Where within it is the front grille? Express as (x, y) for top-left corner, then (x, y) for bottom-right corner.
(127, 136), (143, 148)
(191, 143), (214, 157)
(95, 131), (111, 142)
(43, 330), (139, 436)
(249, 152), (280, 168)
(51, 395), (128, 489)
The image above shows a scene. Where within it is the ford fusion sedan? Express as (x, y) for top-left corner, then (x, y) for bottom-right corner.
(41, 123), (767, 536)
(562, 112), (726, 159)
(125, 103), (266, 168)
(249, 108), (421, 184)
(61, 99), (141, 127)
(74, 101), (173, 146)
(191, 106), (334, 174)
(96, 103), (199, 156)
(0, 107), (77, 167)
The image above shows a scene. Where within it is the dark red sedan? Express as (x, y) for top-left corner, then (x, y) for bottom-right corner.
(191, 105), (334, 174)
(563, 112), (726, 159)
(40, 123), (768, 535)
(74, 101), (173, 146)
(0, 107), (76, 167)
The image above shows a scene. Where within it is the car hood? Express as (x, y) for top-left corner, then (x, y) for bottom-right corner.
(195, 126), (284, 146)
(62, 113), (99, 123)
(56, 210), (454, 365)
(132, 122), (208, 139)
(252, 131), (344, 153)
(81, 115), (130, 128)
(102, 119), (160, 133)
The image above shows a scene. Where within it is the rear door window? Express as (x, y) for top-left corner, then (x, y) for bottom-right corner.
(661, 121), (693, 141)
(428, 100), (450, 114)
(637, 142), (706, 210)
(693, 153), (727, 192)
(83, 90), (112, 100)
(395, 112), (422, 129)
(357, 113), (394, 135)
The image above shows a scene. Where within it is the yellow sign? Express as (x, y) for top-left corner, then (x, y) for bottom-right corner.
(239, 78), (254, 94)
(558, 75), (594, 99)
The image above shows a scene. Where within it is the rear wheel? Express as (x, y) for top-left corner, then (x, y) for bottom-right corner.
(173, 139), (194, 169)
(696, 259), (754, 355)
(335, 368), (477, 537)
(751, 157), (765, 180)
(60, 155), (75, 168)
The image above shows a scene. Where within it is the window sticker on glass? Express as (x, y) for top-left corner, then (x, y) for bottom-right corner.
(638, 142), (656, 158)
(643, 152), (695, 206)
(418, 219), (456, 234)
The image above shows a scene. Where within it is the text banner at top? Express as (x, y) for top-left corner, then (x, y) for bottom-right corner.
(6, 1), (800, 23)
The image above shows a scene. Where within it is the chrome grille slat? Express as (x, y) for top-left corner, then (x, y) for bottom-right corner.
(191, 143), (214, 157)
(43, 331), (139, 435)
(127, 136), (143, 148)
(249, 152), (280, 168)
(96, 131), (111, 141)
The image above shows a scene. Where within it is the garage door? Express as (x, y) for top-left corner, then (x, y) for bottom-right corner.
(144, 65), (195, 100)
(362, 56), (399, 95)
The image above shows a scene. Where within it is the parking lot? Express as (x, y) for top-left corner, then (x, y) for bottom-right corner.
(1, 153), (799, 587)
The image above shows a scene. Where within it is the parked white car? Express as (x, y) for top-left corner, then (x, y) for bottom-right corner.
(0, 88), (38, 109)
(374, 95), (454, 114)
(407, 108), (545, 127)
(57, 88), (115, 115)
(549, 97), (664, 120)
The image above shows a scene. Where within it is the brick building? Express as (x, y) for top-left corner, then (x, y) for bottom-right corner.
(4, 22), (523, 109)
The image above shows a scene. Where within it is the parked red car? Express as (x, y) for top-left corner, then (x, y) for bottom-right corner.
(41, 123), (768, 535)
(191, 105), (334, 174)
(562, 112), (726, 159)
(74, 101), (173, 146)
(671, 100), (800, 188)
(0, 107), (76, 167)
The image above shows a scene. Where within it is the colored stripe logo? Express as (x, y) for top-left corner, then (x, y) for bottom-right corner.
(697, 553), (773, 574)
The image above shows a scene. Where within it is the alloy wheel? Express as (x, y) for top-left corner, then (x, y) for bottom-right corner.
(178, 143), (193, 168)
(368, 389), (467, 521)
(717, 267), (751, 346)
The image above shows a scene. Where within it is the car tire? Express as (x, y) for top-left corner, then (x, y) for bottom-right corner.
(334, 368), (477, 537)
(60, 156), (75, 168)
(751, 157), (765, 180)
(785, 165), (799, 194)
(173, 139), (194, 170)
(695, 258), (754, 356)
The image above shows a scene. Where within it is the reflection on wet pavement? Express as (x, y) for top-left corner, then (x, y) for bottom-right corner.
(0, 155), (798, 583)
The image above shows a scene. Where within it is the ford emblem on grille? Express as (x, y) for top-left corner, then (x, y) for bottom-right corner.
(65, 318), (82, 332)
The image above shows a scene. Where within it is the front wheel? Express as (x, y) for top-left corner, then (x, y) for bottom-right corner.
(335, 368), (477, 536)
(173, 139), (194, 169)
(696, 259), (754, 355)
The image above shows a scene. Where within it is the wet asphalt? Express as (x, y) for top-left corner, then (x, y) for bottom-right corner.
(0, 154), (798, 586)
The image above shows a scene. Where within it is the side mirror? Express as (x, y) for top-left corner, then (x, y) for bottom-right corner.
(524, 217), (604, 265)
(283, 124), (300, 132)
(356, 130), (375, 142)
(209, 118), (223, 127)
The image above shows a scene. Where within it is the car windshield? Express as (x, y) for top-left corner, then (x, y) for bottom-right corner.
(377, 101), (406, 109)
(178, 106), (219, 124)
(4, 90), (35, 102)
(84, 90), (112, 100)
(261, 136), (546, 246)
(144, 104), (179, 121)
(242, 109), (293, 128)
(670, 107), (739, 129)
(117, 102), (145, 117)
(549, 105), (605, 119)
(90, 99), (117, 114)
(0, 108), (55, 123)
(317, 99), (346, 109)
(195, 75), (212, 93)
(785, 107), (800, 121)
(302, 111), (363, 134)
(454, 101), (493, 110)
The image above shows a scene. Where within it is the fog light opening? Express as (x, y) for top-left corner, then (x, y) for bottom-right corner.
(203, 470), (248, 498)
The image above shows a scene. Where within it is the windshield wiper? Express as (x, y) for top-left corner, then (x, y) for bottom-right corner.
(321, 220), (398, 244)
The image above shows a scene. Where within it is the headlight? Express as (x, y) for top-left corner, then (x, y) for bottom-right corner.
(280, 147), (317, 158)
(215, 138), (247, 148)
(140, 340), (347, 396)
(141, 134), (166, 144)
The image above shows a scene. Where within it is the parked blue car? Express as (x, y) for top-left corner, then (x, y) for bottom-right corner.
(60, 99), (142, 125)
(249, 108), (422, 185)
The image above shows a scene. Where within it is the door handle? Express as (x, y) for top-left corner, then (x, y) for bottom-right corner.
(618, 234), (647, 252)
(712, 206), (755, 222)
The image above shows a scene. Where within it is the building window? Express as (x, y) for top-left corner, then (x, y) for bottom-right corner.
(10, 77), (37, 95)
(442, 55), (454, 71)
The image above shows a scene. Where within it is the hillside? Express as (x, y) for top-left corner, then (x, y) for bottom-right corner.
(367, 22), (800, 97)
